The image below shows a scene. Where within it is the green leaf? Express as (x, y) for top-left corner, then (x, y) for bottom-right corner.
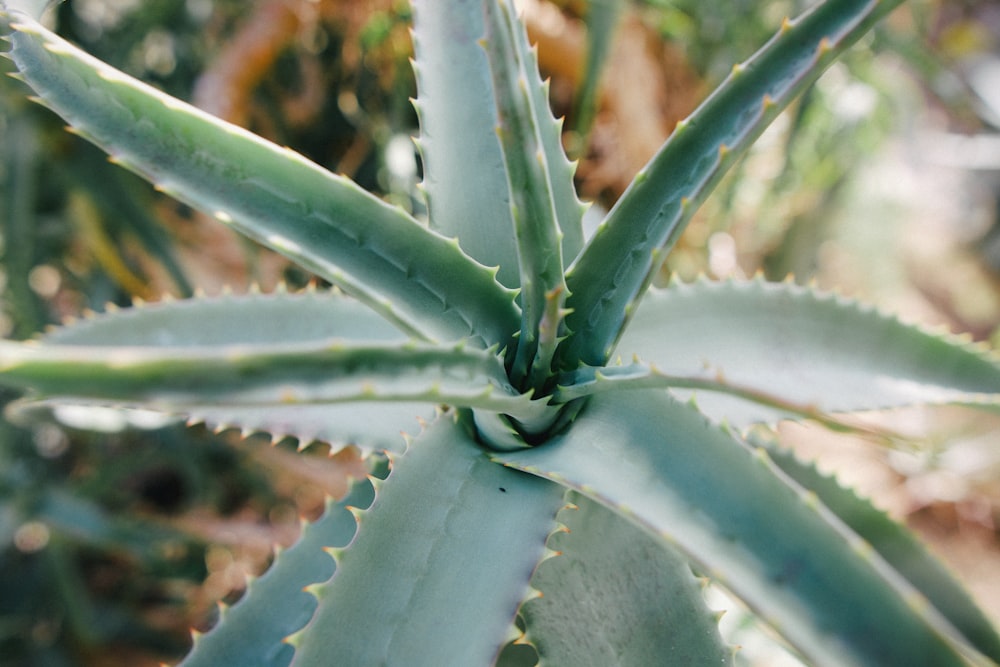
(0, 9), (519, 348)
(67, 144), (194, 298)
(558, 0), (905, 368)
(410, 0), (520, 289)
(291, 413), (564, 666)
(182, 471), (379, 667)
(605, 279), (1000, 426)
(757, 435), (1000, 663)
(0, 0), (47, 20)
(41, 289), (408, 347)
(496, 390), (992, 667)
(1, 91), (45, 338)
(482, 0), (571, 388)
(28, 486), (193, 563)
(521, 492), (731, 666)
(1, 291), (526, 406)
(570, 0), (624, 147)
(0, 291), (557, 452)
(182, 402), (430, 455)
(10, 288), (432, 450)
(0, 338), (543, 418)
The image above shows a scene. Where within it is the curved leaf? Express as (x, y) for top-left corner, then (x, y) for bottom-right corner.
(41, 289), (408, 346)
(0, 9), (519, 348)
(496, 390), (992, 667)
(12, 396), (428, 455)
(559, 0), (905, 368)
(291, 414), (564, 666)
(182, 470), (380, 667)
(757, 435), (1000, 663)
(609, 279), (1000, 426)
(521, 492), (731, 666)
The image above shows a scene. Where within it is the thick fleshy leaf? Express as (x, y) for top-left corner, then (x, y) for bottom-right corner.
(514, 18), (586, 267)
(0, 9), (519, 348)
(14, 397), (427, 455)
(496, 390), (992, 667)
(521, 492), (731, 666)
(757, 436), (1000, 663)
(607, 279), (1000, 426)
(182, 471), (380, 667)
(2, 0), (45, 19)
(0, 337), (528, 407)
(41, 289), (408, 346)
(558, 0), (906, 368)
(3, 290), (522, 397)
(16, 290), (426, 450)
(0, 291), (555, 452)
(410, 0), (520, 288)
(483, 0), (571, 390)
(291, 414), (564, 666)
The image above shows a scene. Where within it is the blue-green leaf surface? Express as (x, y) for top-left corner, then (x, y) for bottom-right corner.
(35, 291), (426, 451)
(0, 291), (553, 451)
(483, 0), (570, 388)
(521, 492), (731, 666)
(41, 289), (408, 346)
(291, 414), (564, 666)
(191, 402), (429, 454)
(757, 436), (1000, 663)
(1, 0), (46, 19)
(0, 337), (528, 410)
(181, 472), (379, 667)
(608, 279), (1000, 426)
(410, 0), (520, 288)
(0, 9), (519, 348)
(558, 0), (905, 368)
(496, 390), (992, 667)
(12, 395), (427, 454)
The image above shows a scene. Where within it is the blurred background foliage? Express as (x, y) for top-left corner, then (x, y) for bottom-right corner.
(0, 0), (999, 665)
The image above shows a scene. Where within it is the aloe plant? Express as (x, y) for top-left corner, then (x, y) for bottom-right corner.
(2, 1), (999, 665)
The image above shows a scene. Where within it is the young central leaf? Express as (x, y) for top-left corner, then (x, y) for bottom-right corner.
(482, 0), (577, 393)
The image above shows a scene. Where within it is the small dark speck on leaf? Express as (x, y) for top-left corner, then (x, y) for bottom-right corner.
(499, 487), (507, 493)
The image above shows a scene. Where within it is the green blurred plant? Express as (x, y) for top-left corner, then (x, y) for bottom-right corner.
(2, 1), (1000, 666)
(0, 5), (417, 664)
(0, 400), (229, 666)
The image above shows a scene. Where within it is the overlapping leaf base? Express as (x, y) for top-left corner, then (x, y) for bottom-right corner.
(1, 1), (999, 666)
